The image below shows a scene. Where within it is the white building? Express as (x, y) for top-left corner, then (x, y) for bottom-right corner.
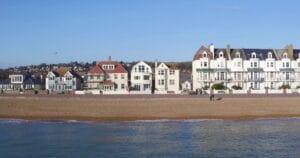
(46, 71), (82, 92)
(192, 44), (300, 92)
(130, 61), (153, 94)
(155, 62), (180, 94)
(84, 58), (128, 94)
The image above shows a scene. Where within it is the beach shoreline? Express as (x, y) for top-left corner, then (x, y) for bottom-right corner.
(1, 94), (300, 121)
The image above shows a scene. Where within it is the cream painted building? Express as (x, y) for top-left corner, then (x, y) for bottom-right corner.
(155, 62), (180, 93)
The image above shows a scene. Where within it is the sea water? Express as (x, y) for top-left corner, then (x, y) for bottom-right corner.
(0, 118), (300, 157)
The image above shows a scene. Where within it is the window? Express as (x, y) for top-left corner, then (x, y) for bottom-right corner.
(283, 53), (288, 59)
(158, 70), (165, 75)
(204, 62), (208, 67)
(146, 67), (149, 73)
(237, 62), (241, 67)
(203, 52), (207, 58)
(251, 62), (257, 68)
(158, 79), (165, 85)
(268, 52), (272, 58)
(286, 62), (290, 68)
(169, 70), (175, 75)
(283, 62), (285, 68)
(97, 75), (100, 79)
(90, 76), (94, 79)
(219, 52), (223, 58)
(235, 52), (240, 58)
(134, 85), (140, 91)
(144, 84), (150, 90)
(121, 84), (125, 89)
(143, 75), (150, 80)
(253, 62), (257, 67)
(134, 76), (140, 80)
(270, 62), (274, 67)
(114, 74), (118, 79)
(267, 62), (269, 68)
(121, 74), (125, 79)
(135, 67), (137, 72)
(169, 79), (175, 85)
(251, 52), (256, 58)
(138, 65), (145, 72)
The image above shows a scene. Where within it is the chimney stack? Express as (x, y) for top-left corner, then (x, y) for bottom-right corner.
(108, 56), (112, 61)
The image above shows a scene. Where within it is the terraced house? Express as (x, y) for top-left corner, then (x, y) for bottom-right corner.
(192, 44), (300, 92)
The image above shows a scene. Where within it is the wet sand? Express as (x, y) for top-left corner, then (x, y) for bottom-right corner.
(0, 95), (300, 121)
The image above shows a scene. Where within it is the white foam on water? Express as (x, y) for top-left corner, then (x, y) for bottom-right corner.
(255, 117), (300, 121)
(0, 118), (29, 124)
(133, 118), (223, 123)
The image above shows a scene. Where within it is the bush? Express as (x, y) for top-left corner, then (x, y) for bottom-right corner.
(279, 84), (290, 89)
(211, 83), (226, 90)
(202, 85), (210, 90)
(296, 86), (300, 89)
(231, 85), (242, 90)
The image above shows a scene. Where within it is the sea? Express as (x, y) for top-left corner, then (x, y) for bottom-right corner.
(0, 118), (300, 158)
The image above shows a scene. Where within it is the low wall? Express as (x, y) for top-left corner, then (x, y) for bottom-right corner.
(232, 90), (248, 94)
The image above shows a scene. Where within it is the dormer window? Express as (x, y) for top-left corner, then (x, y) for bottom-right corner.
(102, 64), (115, 70)
(219, 51), (224, 58)
(268, 52), (272, 58)
(202, 52), (207, 58)
(283, 53), (288, 59)
(251, 52), (256, 58)
(235, 52), (240, 58)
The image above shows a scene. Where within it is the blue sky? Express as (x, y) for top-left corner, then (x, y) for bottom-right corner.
(1, 0), (300, 68)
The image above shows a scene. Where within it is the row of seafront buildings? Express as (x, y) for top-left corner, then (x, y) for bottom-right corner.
(2, 44), (300, 94)
(192, 44), (300, 93)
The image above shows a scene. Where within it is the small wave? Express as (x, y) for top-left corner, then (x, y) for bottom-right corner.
(0, 118), (29, 124)
(133, 118), (223, 123)
(181, 119), (223, 122)
(133, 119), (171, 123)
(255, 117), (300, 121)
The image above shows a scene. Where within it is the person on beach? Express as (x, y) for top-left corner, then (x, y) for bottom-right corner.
(0, 89), (3, 95)
(209, 94), (214, 101)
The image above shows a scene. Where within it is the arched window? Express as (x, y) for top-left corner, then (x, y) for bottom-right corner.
(202, 52), (207, 58)
(219, 51), (224, 58)
(268, 52), (272, 58)
(235, 52), (240, 58)
(251, 52), (256, 58)
(283, 53), (288, 59)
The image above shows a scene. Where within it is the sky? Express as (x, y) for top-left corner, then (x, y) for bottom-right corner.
(1, 0), (300, 68)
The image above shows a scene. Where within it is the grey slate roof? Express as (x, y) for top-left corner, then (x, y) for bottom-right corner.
(210, 48), (300, 60)
(0, 79), (11, 84)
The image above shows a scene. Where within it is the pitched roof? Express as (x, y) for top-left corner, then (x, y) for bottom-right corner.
(23, 76), (41, 84)
(88, 65), (104, 74)
(68, 71), (82, 79)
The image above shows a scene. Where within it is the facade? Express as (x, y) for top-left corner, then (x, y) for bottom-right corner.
(192, 44), (300, 91)
(0, 73), (42, 91)
(84, 59), (128, 93)
(130, 61), (153, 93)
(155, 62), (180, 93)
(46, 71), (82, 92)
